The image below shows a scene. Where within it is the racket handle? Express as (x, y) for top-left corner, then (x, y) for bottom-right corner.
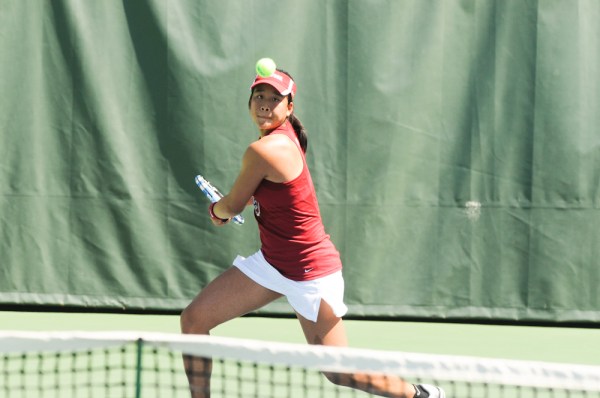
(195, 175), (245, 225)
(231, 215), (245, 225)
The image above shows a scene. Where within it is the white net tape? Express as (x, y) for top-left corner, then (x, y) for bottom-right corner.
(1, 331), (599, 392)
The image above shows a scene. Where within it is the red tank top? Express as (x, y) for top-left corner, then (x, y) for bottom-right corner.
(252, 122), (342, 281)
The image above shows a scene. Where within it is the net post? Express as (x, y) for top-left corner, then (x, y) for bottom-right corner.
(135, 338), (143, 398)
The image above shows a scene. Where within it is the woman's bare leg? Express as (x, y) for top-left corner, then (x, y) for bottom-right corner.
(296, 300), (417, 398)
(180, 267), (282, 398)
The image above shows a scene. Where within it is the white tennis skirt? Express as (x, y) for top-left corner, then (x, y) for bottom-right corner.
(233, 250), (348, 322)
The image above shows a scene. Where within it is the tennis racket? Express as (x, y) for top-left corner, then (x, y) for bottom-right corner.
(195, 174), (244, 225)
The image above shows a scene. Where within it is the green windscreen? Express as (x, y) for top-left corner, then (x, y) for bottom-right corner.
(1, 0), (598, 323)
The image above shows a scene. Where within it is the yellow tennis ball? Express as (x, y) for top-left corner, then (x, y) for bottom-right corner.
(256, 58), (276, 77)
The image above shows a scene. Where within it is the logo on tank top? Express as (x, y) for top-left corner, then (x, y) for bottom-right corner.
(253, 196), (261, 217)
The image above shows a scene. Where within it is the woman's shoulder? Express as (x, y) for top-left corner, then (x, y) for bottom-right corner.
(246, 132), (302, 174)
(250, 132), (296, 154)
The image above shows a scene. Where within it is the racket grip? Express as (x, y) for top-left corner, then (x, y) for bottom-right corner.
(195, 175), (245, 225)
(194, 175), (222, 202)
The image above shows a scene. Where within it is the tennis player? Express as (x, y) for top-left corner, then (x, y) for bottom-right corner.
(181, 67), (446, 398)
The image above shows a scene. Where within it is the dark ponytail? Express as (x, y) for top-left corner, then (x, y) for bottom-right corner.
(287, 112), (308, 153)
(276, 69), (308, 153)
(249, 69), (308, 153)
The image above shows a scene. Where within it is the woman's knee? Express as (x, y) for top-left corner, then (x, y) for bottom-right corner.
(322, 371), (348, 386)
(180, 303), (214, 335)
(323, 371), (373, 391)
(180, 305), (194, 333)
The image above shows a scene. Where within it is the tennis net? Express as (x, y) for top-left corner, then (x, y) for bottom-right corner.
(1, 331), (599, 397)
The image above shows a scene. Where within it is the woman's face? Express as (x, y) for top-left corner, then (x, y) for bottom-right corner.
(249, 84), (293, 135)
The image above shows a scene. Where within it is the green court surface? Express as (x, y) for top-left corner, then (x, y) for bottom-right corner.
(1, 311), (599, 366)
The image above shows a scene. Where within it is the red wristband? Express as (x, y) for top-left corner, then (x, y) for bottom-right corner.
(208, 202), (230, 222)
